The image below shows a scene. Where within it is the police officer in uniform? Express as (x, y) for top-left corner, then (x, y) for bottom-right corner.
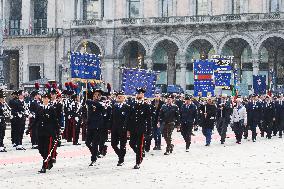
(262, 96), (275, 139)
(110, 91), (130, 166)
(180, 95), (197, 152)
(26, 89), (41, 149)
(35, 92), (58, 173)
(216, 94), (232, 144)
(247, 94), (262, 142)
(151, 92), (163, 150)
(128, 88), (151, 169)
(275, 94), (284, 138)
(85, 88), (106, 166)
(159, 94), (180, 155)
(0, 89), (9, 152)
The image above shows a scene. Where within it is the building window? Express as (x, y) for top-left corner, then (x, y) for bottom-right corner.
(269, 0), (280, 12)
(29, 66), (41, 81)
(159, 0), (173, 17)
(9, 0), (22, 35)
(34, 0), (48, 33)
(83, 0), (102, 20)
(196, 0), (208, 15)
(128, 0), (140, 18)
(231, 0), (240, 14)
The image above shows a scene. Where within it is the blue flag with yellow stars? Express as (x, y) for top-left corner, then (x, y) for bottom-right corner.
(70, 52), (102, 80)
(121, 68), (157, 98)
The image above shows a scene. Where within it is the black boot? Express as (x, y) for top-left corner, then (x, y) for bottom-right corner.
(38, 168), (46, 173)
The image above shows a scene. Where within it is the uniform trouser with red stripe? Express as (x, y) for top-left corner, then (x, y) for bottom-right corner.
(38, 135), (57, 169)
(129, 131), (144, 165)
(66, 118), (75, 142)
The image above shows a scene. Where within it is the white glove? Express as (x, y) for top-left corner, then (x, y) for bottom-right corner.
(75, 117), (79, 122)
(68, 115), (71, 119)
(18, 113), (22, 118)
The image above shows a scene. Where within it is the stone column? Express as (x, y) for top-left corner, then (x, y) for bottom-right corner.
(145, 56), (153, 70)
(167, 52), (176, 85)
(104, 0), (114, 19)
(47, 0), (56, 28)
(113, 59), (120, 90)
(21, 0), (32, 30)
(22, 45), (29, 82)
(252, 57), (260, 76)
(103, 58), (114, 85)
(179, 55), (187, 91)
(189, 0), (196, 16)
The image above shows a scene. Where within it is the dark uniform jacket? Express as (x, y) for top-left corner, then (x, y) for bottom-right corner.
(180, 103), (197, 125)
(110, 102), (130, 131)
(199, 104), (217, 129)
(275, 100), (284, 123)
(129, 100), (151, 134)
(35, 105), (58, 137)
(262, 101), (275, 122)
(247, 101), (262, 125)
(159, 103), (180, 125)
(86, 100), (105, 129)
(151, 99), (164, 127)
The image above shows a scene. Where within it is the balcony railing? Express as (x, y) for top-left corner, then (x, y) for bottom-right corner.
(4, 28), (63, 37)
(71, 12), (284, 28)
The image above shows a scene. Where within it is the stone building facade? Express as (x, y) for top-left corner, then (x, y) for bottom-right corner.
(1, 0), (284, 91)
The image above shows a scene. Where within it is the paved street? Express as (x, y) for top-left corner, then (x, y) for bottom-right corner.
(1, 129), (284, 189)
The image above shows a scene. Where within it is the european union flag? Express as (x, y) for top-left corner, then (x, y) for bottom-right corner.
(70, 52), (101, 80)
(121, 68), (157, 98)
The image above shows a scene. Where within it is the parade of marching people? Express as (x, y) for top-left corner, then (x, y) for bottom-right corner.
(0, 80), (284, 173)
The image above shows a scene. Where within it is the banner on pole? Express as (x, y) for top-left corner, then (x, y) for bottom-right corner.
(121, 68), (157, 98)
(70, 52), (102, 80)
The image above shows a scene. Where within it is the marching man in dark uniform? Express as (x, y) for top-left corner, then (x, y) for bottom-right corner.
(26, 84), (41, 149)
(35, 92), (58, 173)
(85, 88), (106, 166)
(128, 88), (151, 169)
(247, 94), (262, 142)
(0, 89), (9, 152)
(262, 96), (275, 139)
(216, 94), (232, 144)
(9, 90), (27, 150)
(275, 94), (284, 138)
(110, 91), (130, 166)
(159, 94), (180, 155)
(199, 97), (217, 146)
(151, 92), (163, 150)
(180, 95), (197, 152)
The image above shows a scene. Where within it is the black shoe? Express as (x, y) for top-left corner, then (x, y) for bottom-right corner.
(51, 158), (56, 164)
(170, 144), (174, 153)
(279, 136), (282, 138)
(164, 151), (170, 155)
(97, 155), (102, 158)
(38, 168), (46, 173)
(205, 144), (210, 146)
(142, 152), (145, 157)
(89, 161), (96, 166)
(117, 161), (124, 166)
(221, 141), (224, 144)
(153, 146), (158, 150)
(252, 139), (256, 142)
(31, 146), (38, 149)
(236, 141), (241, 144)
(134, 164), (140, 169)
(16, 147), (26, 150)
(73, 143), (81, 145)
(244, 137), (247, 139)
(157, 146), (162, 150)
(186, 148), (189, 152)
(48, 161), (53, 170)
